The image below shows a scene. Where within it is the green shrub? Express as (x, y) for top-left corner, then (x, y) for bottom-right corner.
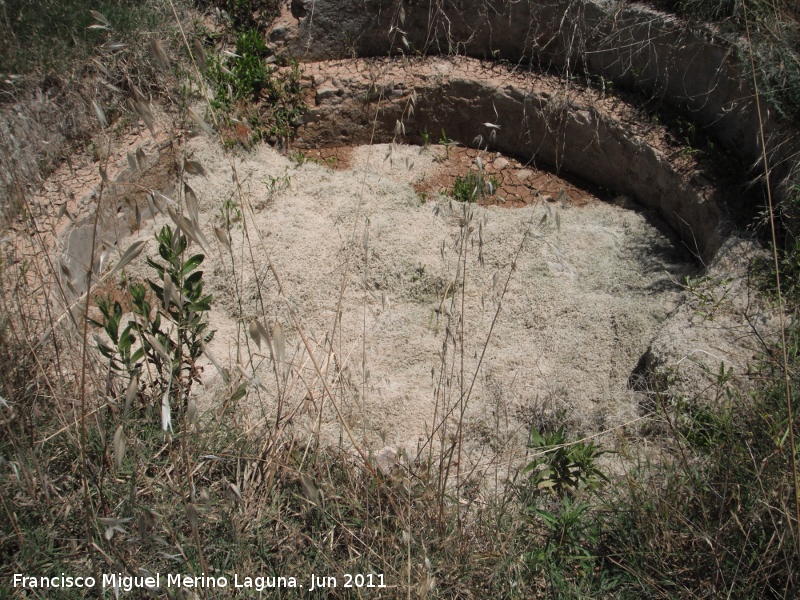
(90, 224), (214, 403)
(207, 27), (270, 104)
(232, 28), (270, 99)
(450, 172), (498, 203)
(197, 0), (281, 30)
(523, 427), (608, 497)
(205, 27), (305, 142)
(526, 497), (604, 595)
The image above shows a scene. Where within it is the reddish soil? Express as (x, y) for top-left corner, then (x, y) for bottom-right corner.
(297, 144), (598, 208)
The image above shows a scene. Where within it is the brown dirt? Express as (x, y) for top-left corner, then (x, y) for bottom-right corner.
(297, 144), (599, 208)
(300, 145), (355, 169)
(412, 146), (597, 208)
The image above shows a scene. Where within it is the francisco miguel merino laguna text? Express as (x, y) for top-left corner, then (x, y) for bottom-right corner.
(13, 573), (297, 591)
(13, 572), (387, 592)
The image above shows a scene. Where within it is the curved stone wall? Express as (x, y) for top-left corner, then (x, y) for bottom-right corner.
(297, 58), (728, 260)
(273, 0), (800, 260)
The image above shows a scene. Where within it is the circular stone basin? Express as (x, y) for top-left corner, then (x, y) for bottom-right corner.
(297, 57), (730, 262)
(122, 138), (691, 457)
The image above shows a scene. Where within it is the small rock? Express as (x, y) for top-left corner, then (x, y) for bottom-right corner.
(270, 26), (288, 42)
(373, 446), (399, 474)
(316, 86), (340, 103)
(493, 157), (509, 169)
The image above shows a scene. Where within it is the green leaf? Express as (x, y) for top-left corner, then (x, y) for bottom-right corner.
(97, 344), (115, 360)
(181, 254), (205, 276)
(230, 382), (248, 404)
(530, 428), (545, 447)
(130, 282), (146, 303)
(145, 256), (166, 278)
(148, 279), (165, 299)
(187, 301), (211, 313)
(118, 332), (133, 354)
(185, 270), (203, 287)
(530, 508), (558, 526)
(134, 299), (152, 318)
(87, 317), (105, 329)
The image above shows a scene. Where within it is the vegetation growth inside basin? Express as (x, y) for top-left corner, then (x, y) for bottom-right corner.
(115, 139), (693, 456)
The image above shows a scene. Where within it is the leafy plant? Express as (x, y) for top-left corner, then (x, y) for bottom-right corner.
(91, 224), (215, 404)
(199, 0), (281, 30)
(681, 274), (733, 320)
(145, 225), (214, 379)
(291, 150), (315, 165)
(207, 27), (270, 104)
(219, 196), (242, 228)
(206, 31), (305, 144)
(421, 127), (431, 147)
(265, 168), (291, 196)
(524, 427), (608, 497)
(261, 59), (305, 138)
(91, 297), (141, 375)
(527, 496), (603, 594)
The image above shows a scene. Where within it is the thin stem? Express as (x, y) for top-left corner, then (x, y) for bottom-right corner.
(78, 154), (109, 596)
(456, 214), (468, 529)
(744, 0), (799, 552)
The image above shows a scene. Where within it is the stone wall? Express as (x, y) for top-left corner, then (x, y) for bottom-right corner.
(274, 0), (800, 259)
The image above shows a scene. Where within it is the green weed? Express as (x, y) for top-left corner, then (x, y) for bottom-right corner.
(265, 168), (291, 196)
(219, 195), (242, 227)
(450, 172), (498, 203)
(198, 0), (280, 30)
(206, 27), (305, 144)
(421, 127), (431, 147)
(291, 150), (310, 165)
(207, 27), (270, 104)
(523, 427), (608, 497)
(527, 497), (604, 596)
